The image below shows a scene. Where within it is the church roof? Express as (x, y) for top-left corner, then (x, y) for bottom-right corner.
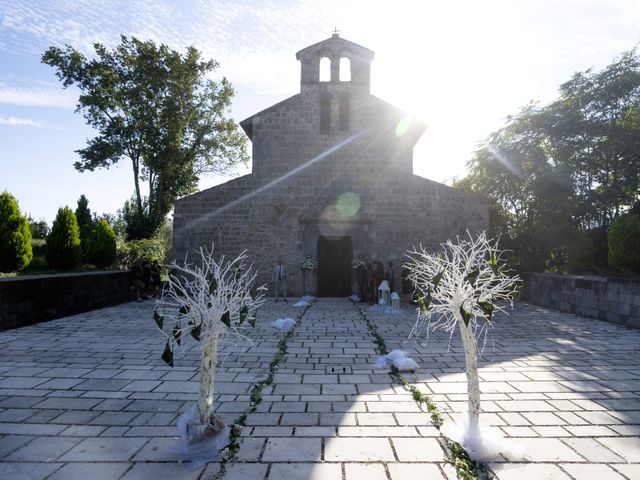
(295, 33), (375, 61)
(238, 94), (426, 143)
(239, 94), (299, 140)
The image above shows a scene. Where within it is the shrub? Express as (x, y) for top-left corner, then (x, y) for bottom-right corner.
(608, 213), (640, 272)
(21, 256), (47, 274)
(46, 207), (82, 270)
(118, 237), (166, 268)
(565, 230), (595, 273)
(86, 219), (117, 268)
(31, 239), (47, 258)
(0, 191), (33, 272)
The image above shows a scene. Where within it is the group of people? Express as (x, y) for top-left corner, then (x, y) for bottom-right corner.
(355, 260), (396, 304)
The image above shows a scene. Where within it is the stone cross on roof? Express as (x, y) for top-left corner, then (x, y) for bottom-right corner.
(332, 27), (340, 36)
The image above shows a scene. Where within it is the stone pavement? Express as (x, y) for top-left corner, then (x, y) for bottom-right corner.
(371, 302), (640, 480)
(228, 298), (451, 480)
(0, 298), (639, 479)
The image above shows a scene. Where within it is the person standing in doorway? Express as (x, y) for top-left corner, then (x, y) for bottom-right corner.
(273, 259), (288, 302)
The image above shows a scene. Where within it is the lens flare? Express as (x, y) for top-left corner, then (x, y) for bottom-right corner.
(319, 205), (350, 238)
(336, 192), (361, 217)
(394, 116), (413, 137)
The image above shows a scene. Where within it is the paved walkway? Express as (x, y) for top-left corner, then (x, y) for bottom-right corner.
(372, 302), (640, 479)
(0, 298), (639, 479)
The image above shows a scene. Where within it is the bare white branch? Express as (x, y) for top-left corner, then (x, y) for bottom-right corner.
(153, 245), (266, 428)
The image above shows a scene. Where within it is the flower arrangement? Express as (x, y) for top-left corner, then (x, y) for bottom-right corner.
(352, 255), (367, 270)
(300, 255), (318, 271)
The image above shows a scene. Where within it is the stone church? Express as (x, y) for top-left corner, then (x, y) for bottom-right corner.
(173, 33), (488, 297)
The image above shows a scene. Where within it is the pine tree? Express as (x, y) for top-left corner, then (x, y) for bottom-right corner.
(0, 191), (32, 273)
(75, 194), (93, 246)
(46, 207), (82, 270)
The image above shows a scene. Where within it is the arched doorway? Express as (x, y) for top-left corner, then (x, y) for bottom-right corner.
(317, 236), (352, 297)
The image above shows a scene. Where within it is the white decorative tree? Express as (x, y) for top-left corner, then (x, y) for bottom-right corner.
(405, 232), (520, 460)
(153, 246), (265, 457)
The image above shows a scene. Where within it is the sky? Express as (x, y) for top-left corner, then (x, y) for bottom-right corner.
(1, 0), (640, 224)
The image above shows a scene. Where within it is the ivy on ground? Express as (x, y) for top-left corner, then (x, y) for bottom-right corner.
(209, 303), (313, 480)
(355, 302), (495, 480)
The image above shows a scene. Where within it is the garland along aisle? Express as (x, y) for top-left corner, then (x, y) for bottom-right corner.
(353, 303), (496, 480)
(209, 301), (314, 480)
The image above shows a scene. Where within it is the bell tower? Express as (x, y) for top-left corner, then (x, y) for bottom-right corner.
(296, 32), (375, 93)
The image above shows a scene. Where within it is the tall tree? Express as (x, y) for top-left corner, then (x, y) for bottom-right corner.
(75, 194), (93, 245)
(0, 192), (32, 273)
(458, 48), (640, 271)
(43, 36), (247, 239)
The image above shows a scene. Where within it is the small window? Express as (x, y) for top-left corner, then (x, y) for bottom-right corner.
(339, 57), (351, 81)
(319, 57), (331, 82)
(320, 94), (331, 131)
(339, 95), (350, 131)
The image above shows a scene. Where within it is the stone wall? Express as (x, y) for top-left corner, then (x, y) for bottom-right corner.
(0, 271), (135, 331)
(521, 273), (640, 329)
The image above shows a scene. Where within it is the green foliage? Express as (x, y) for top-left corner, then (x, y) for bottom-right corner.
(46, 207), (82, 270)
(85, 219), (117, 268)
(608, 213), (640, 271)
(0, 191), (33, 273)
(21, 256), (47, 274)
(43, 36), (248, 239)
(30, 239), (47, 258)
(457, 48), (640, 272)
(75, 194), (93, 246)
(93, 211), (126, 239)
(118, 236), (166, 268)
(28, 216), (50, 239)
(565, 230), (596, 273)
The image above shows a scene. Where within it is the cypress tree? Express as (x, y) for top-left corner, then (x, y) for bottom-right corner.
(46, 207), (82, 270)
(0, 191), (32, 272)
(75, 194), (93, 246)
(86, 219), (117, 268)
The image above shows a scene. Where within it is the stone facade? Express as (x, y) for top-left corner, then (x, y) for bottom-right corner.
(173, 34), (488, 296)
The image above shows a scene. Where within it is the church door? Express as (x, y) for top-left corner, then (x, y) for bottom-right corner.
(317, 236), (352, 297)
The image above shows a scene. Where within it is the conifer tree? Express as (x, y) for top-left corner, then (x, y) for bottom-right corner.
(86, 219), (117, 268)
(0, 191), (32, 272)
(46, 207), (82, 270)
(75, 194), (93, 247)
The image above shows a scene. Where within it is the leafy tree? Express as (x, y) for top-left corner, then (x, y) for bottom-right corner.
(46, 207), (82, 270)
(608, 213), (640, 272)
(86, 219), (117, 268)
(75, 194), (93, 245)
(93, 211), (126, 239)
(27, 216), (50, 239)
(458, 48), (640, 271)
(0, 191), (32, 272)
(43, 36), (248, 239)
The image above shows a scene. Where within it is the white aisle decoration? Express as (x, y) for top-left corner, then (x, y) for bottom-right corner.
(405, 232), (523, 461)
(153, 246), (265, 464)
